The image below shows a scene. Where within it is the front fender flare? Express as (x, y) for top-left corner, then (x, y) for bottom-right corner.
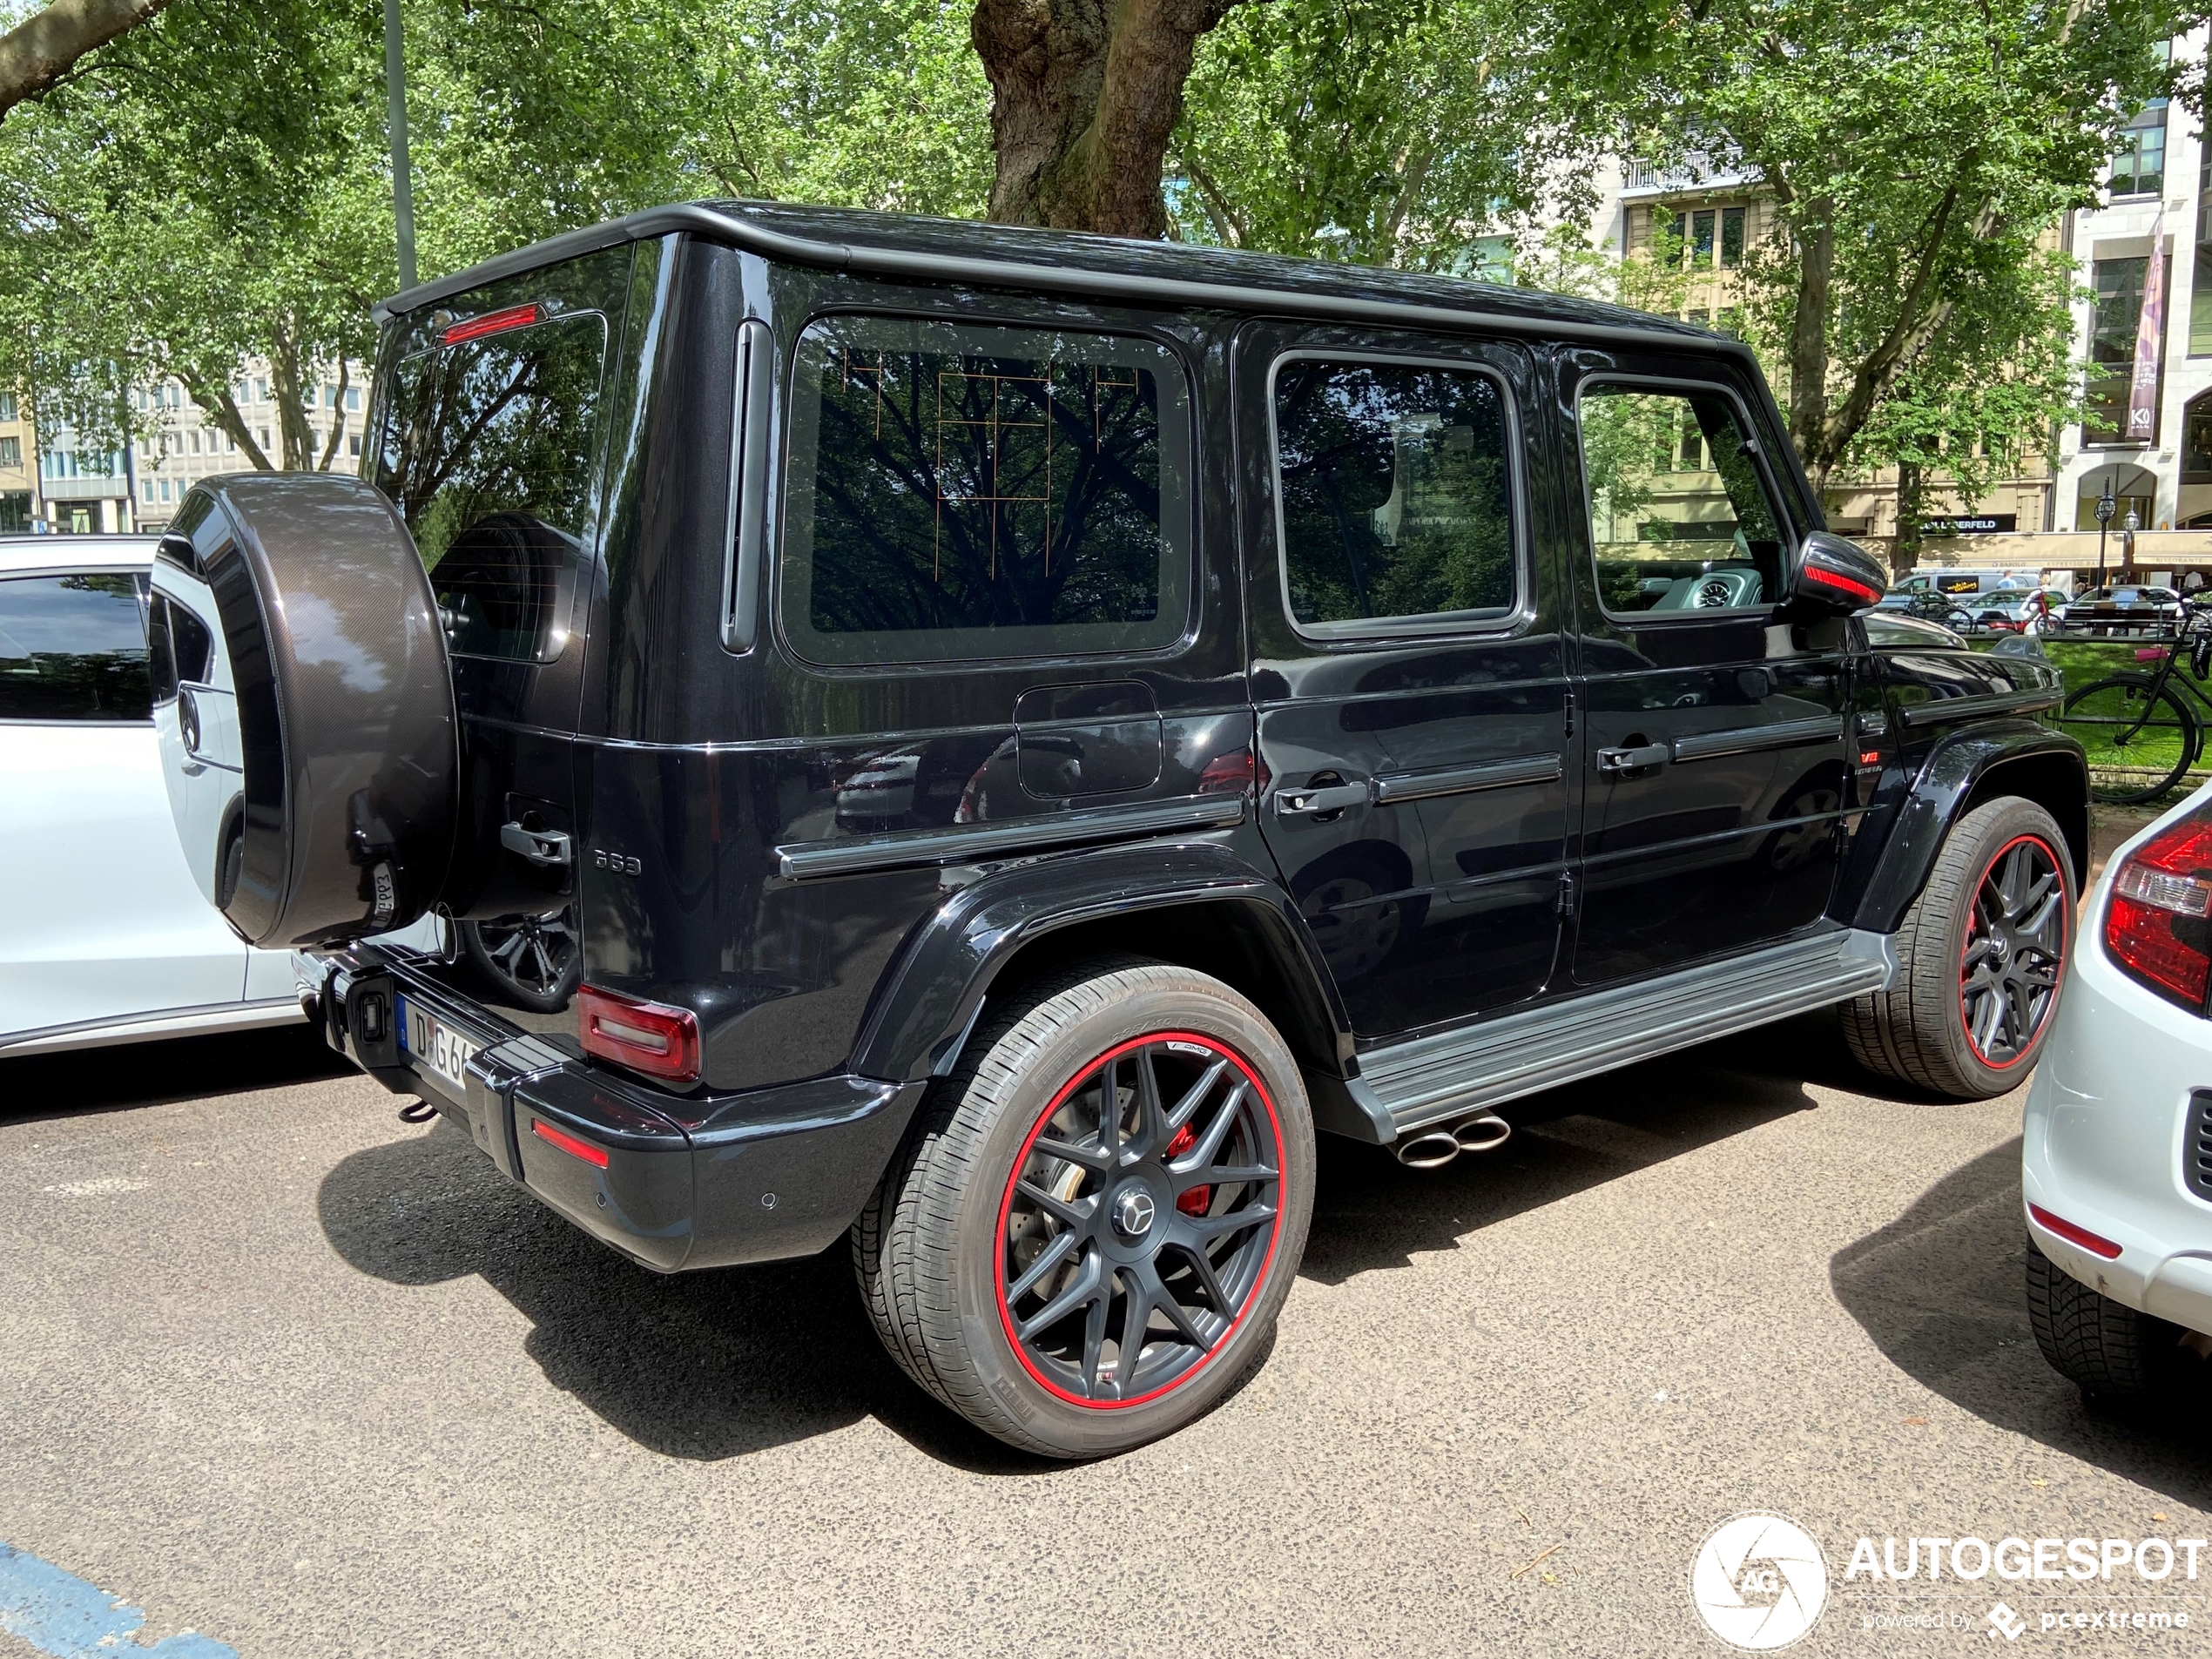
(846, 837), (1355, 1096)
(1844, 718), (2088, 934)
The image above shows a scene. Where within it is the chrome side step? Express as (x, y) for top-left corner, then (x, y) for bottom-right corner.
(1352, 927), (1897, 1139)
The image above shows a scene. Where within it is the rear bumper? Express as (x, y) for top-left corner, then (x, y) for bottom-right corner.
(305, 947), (923, 1272)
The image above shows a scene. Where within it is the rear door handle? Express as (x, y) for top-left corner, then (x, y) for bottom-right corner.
(1272, 780), (1373, 819)
(1595, 744), (1669, 776)
(500, 822), (572, 867)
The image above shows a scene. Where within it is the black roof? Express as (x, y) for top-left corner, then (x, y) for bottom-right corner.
(373, 199), (1731, 358)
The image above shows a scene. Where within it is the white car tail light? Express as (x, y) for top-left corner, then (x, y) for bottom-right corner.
(2106, 812), (2212, 1010)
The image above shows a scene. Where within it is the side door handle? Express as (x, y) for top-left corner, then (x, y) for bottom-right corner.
(1595, 744), (1669, 777)
(500, 822), (573, 867)
(1272, 780), (1374, 819)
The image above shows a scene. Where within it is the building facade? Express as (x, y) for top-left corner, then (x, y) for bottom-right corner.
(0, 391), (34, 532)
(1586, 158), (2062, 563)
(130, 365), (369, 529)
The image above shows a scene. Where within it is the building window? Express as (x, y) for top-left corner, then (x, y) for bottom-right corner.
(346, 387), (361, 412)
(1717, 306), (1743, 339)
(0, 391), (16, 421)
(347, 433), (362, 457)
(1720, 206), (1746, 267)
(1688, 209), (1716, 267)
(187, 430), (199, 455)
(2112, 102), (2167, 198)
(258, 428), (270, 448)
(2086, 255), (2162, 443)
(0, 437), (17, 467)
(141, 481), (153, 502)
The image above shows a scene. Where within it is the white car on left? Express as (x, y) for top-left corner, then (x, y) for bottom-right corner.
(0, 533), (305, 1055)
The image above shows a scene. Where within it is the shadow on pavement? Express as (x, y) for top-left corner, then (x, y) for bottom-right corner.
(1301, 1009), (1839, 1285)
(1831, 1139), (2212, 1507)
(317, 1008), (1851, 1468)
(0, 1022), (352, 1123)
(316, 1116), (1055, 1474)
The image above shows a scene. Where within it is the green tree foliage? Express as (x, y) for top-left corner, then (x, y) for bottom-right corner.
(1527, 0), (2179, 509)
(0, 0), (991, 468)
(1170, 0), (1591, 267)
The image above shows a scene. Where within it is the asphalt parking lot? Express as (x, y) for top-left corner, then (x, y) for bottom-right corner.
(3, 812), (2207, 1657)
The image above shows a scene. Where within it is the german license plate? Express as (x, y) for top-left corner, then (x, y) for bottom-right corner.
(397, 995), (477, 1099)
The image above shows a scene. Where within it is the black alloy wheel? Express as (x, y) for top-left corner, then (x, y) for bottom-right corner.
(461, 907), (583, 1014)
(998, 1033), (1283, 1406)
(1959, 834), (2068, 1070)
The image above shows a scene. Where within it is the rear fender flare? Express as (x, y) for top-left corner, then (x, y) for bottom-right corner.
(845, 840), (1354, 1091)
(1844, 719), (2089, 934)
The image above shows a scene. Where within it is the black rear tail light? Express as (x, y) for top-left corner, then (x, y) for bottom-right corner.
(2105, 812), (2212, 1011)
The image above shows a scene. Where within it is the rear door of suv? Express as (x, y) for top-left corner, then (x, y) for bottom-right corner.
(365, 247), (637, 1028)
(1238, 322), (1572, 1041)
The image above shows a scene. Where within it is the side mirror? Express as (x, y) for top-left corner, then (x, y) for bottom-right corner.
(1786, 529), (1887, 617)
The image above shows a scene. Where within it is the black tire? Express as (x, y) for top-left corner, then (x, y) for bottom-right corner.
(2026, 1237), (2199, 1403)
(460, 907), (583, 1013)
(1842, 796), (2074, 1099)
(2054, 673), (2199, 806)
(853, 956), (1315, 1458)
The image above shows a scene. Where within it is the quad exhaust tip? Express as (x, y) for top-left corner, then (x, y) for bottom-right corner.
(1394, 1112), (1512, 1169)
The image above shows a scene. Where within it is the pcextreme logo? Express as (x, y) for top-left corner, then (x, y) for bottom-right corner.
(1690, 1513), (1831, 1650)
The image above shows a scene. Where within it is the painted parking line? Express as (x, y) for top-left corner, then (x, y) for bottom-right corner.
(0, 1542), (237, 1659)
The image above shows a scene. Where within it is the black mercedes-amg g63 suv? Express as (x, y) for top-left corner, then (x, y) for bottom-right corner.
(147, 201), (2085, 1457)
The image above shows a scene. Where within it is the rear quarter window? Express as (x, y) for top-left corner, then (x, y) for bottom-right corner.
(779, 315), (1193, 665)
(373, 307), (610, 663)
(0, 571), (151, 721)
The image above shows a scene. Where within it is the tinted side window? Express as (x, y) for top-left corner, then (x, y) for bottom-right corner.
(1272, 359), (1518, 632)
(0, 572), (151, 721)
(1578, 384), (1786, 614)
(374, 310), (609, 662)
(781, 315), (1191, 665)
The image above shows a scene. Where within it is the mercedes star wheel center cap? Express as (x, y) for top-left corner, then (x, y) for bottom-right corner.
(1112, 1187), (1157, 1241)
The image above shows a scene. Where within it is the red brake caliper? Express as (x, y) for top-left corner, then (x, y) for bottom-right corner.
(1165, 1123), (1211, 1216)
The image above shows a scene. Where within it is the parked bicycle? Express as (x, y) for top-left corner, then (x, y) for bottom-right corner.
(2054, 603), (2212, 804)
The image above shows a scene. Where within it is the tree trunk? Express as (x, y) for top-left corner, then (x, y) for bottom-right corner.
(0, 0), (173, 122)
(180, 373), (274, 470)
(267, 320), (314, 472)
(1788, 200), (1834, 487)
(1892, 458), (1924, 578)
(972, 0), (1244, 238)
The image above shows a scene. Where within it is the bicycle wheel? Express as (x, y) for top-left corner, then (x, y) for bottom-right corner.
(2055, 673), (2199, 805)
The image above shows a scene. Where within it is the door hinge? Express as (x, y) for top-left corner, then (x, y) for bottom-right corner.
(1555, 870), (1578, 917)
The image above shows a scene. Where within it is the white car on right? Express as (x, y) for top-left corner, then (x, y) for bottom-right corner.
(2023, 779), (2212, 1400)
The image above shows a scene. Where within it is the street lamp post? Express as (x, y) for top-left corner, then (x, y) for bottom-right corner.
(2123, 508), (2141, 582)
(383, 0), (416, 293)
(2096, 481), (2118, 586)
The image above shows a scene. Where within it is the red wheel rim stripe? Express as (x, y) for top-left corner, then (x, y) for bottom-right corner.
(993, 1029), (1285, 1412)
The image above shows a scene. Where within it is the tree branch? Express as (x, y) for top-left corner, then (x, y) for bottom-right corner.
(1817, 182), (1981, 472)
(0, 0), (174, 121)
(317, 359), (348, 471)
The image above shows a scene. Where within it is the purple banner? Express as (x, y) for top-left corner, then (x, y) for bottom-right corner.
(2127, 212), (2167, 443)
